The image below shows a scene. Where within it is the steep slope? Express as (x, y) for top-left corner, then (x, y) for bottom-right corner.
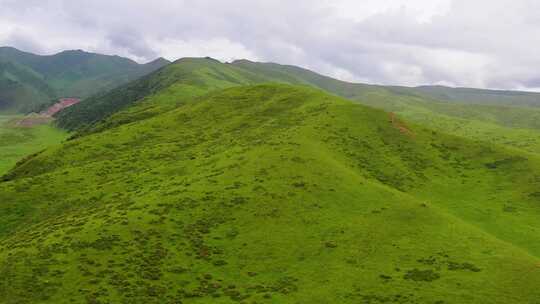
(0, 47), (170, 112)
(0, 60), (56, 112)
(55, 57), (272, 131)
(2, 84), (540, 303)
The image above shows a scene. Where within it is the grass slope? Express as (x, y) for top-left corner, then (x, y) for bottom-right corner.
(413, 85), (540, 107)
(2, 84), (540, 303)
(233, 59), (540, 108)
(55, 58), (277, 131)
(0, 114), (68, 175)
(231, 60), (540, 154)
(351, 93), (540, 154)
(0, 60), (56, 112)
(59, 58), (540, 155)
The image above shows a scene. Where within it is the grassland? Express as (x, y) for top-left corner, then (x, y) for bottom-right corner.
(60, 58), (540, 157)
(2, 84), (540, 303)
(353, 93), (540, 155)
(0, 113), (68, 175)
(231, 60), (540, 155)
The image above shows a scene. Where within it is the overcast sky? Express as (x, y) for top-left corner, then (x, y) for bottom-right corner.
(1, 0), (539, 90)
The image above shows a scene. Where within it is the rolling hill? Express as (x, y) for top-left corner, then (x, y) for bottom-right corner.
(57, 58), (540, 155)
(229, 60), (540, 154)
(2, 75), (540, 302)
(413, 85), (540, 107)
(232, 60), (540, 107)
(0, 47), (170, 112)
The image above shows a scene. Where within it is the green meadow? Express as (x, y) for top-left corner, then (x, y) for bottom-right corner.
(0, 114), (67, 175)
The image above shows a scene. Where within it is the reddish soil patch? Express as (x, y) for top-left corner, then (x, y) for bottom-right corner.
(10, 97), (81, 128)
(41, 98), (81, 116)
(389, 112), (414, 137)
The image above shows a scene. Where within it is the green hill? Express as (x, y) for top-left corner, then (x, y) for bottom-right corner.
(0, 47), (169, 112)
(54, 57), (289, 131)
(230, 61), (540, 154)
(2, 83), (540, 303)
(413, 85), (540, 107)
(0, 59), (56, 112)
(232, 60), (540, 107)
(57, 58), (540, 155)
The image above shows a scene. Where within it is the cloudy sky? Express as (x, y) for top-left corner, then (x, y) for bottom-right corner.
(1, 0), (539, 90)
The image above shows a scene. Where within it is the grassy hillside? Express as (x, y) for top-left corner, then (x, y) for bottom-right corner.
(56, 58), (414, 131)
(233, 60), (540, 107)
(383, 102), (540, 154)
(58, 58), (540, 155)
(2, 84), (540, 303)
(343, 90), (540, 154)
(55, 57), (275, 131)
(231, 61), (540, 154)
(413, 85), (540, 107)
(0, 60), (56, 112)
(0, 113), (68, 175)
(0, 47), (169, 112)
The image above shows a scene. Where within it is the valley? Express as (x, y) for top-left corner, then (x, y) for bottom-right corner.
(0, 113), (67, 175)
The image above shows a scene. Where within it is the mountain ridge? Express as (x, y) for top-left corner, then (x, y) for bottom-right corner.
(53, 57), (540, 157)
(0, 46), (170, 112)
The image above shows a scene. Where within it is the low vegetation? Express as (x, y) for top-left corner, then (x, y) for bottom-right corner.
(0, 113), (67, 175)
(1, 83), (540, 303)
(59, 58), (540, 157)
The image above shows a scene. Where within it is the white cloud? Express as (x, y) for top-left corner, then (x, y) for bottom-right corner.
(324, 0), (452, 23)
(0, 0), (539, 90)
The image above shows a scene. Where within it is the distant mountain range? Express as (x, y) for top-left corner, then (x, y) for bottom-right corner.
(0, 46), (170, 112)
(3, 46), (540, 116)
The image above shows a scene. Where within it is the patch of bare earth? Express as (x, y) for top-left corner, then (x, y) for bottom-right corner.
(389, 112), (414, 137)
(11, 98), (81, 128)
(41, 98), (80, 116)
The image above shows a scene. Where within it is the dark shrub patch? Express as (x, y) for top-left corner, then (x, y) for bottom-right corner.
(447, 262), (481, 272)
(325, 241), (338, 248)
(403, 269), (440, 282)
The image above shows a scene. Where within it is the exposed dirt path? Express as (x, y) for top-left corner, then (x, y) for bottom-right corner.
(389, 112), (414, 137)
(11, 98), (81, 127)
(41, 98), (80, 116)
